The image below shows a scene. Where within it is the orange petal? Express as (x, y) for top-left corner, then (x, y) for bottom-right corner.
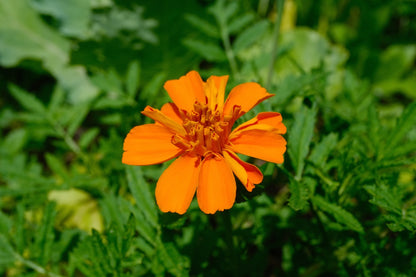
(156, 155), (201, 214)
(163, 71), (206, 112)
(223, 150), (263, 192)
(161, 102), (183, 124)
(204, 75), (229, 111)
(197, 155), (236, 214)
(122, 124), (182, 165)
(232, 112), (287, 136)
(229, 128), (287, 164)
(142, 106), (186, 136)
(223, 82), (273, 117)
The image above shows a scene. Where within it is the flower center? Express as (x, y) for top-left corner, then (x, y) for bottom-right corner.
(171, 101), (240, 157)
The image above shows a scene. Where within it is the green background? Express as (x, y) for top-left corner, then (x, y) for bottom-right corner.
(1, 0), (416, 276)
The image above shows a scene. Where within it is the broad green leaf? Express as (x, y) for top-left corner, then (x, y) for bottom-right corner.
(183, 38), (227, 62)
(126, 166), (158, 228)
(126, 60), (141, 98)
(233, 20), (270, 53)
(31, 0), (91, 38)
(8, 84), (46, 114)
(312, 195), (364, 233)
(288, 103), (317, 179)
(48, 188), (104, 232)
(185, 14), (219, 38)
(0, 0), (98, 103)
(374, 45), (416, 81)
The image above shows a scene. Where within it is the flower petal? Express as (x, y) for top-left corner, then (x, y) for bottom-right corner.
(204, 75), (229, 111)
(223, 82), (273, 117)
(156, 155), (200, 214)
(197, 155), (236, 214)
(161, 102), (183, 124)
(163, 71), (206, 112)
(232, 112), (287, 136)
(229, 128), (287, 164)
(142, 106), (186, 136)
(223, 150), (263, 192)
(122, 124), (182, 165)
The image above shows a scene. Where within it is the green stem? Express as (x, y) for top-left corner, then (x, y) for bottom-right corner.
(17, 255), (63, 277)
(266, 0), (284, 88)
(221, 211), (238, 276)
(219, 21), (239, 79)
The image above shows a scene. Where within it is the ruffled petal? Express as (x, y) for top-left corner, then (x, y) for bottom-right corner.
(229, 128), (287, 164)
(232, 112), (287, 136)
(156, 155), (201, 214)
(197, 155), (236, 214)
(223, 82), (273, 118)
(163, 71), (206, 112)
(142, 106), (186, 136)
(161, 102), (183, 124)
(122, 124), (182, 165)
(223, 150), (263, 192)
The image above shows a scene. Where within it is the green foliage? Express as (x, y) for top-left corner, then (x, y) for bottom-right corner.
(1, 0), (416, 276)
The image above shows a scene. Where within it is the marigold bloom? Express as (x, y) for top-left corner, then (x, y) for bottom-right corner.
(122, 71), (287, 214)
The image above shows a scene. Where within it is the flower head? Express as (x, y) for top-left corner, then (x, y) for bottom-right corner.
(122, 71), (287, 214)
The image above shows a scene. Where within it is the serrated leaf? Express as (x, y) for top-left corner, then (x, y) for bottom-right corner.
(79, 127), (99, 149)
(33, 202), (56, 266)
(384, 101), (416, 156)
(141, 72), (166, 104)
(8, 84), (46, 114)
(67, 103), (90, 136)
(288, 103), (317, 179)
(2, 128), (27, 154)
(183, 38), (226, 62)
(157, 240), (189, 277)
(313, 195), (364, 233)
(45, 153), (68, 178)
(228, 13), (255, 34)
(308, 133), (338, 169)
(233, 19), (269, 53)
(125, 60), (141, 98)
(185, 14), (219, 38)
(288, 178), (309, 211)
(126, 166), (158, 228)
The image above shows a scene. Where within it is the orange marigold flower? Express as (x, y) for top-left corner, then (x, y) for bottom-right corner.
(122, 71), (287, 214)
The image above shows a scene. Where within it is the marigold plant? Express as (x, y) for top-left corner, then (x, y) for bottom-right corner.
(122, 71), (287, 214)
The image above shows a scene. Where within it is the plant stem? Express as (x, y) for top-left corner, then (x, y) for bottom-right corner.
(221, 211), (238, 276)
(17, 255), (64, 277)
(266, 0), (285, 88)
(219, 21), (239, 79)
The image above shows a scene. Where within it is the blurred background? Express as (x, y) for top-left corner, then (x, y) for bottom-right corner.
(1, 0), (416, 276)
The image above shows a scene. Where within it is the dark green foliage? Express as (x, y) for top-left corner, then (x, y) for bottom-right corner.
(1, 0), (416, 276)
